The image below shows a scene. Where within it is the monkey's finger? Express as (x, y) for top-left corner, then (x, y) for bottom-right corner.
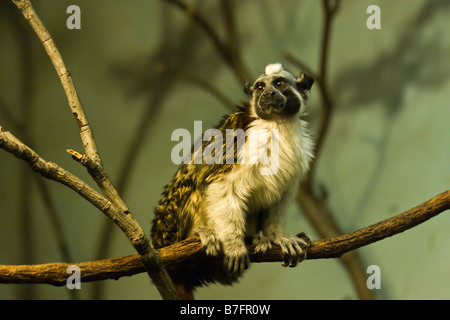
(231, 258), (241, 274)
(288, 257), (299, 268)
(294, 236), (309, 249)
(275, 238), (293, 256)
(282, 257), (291, 267)
(282, 254), (298, 268)
(241, 255), (250, 273)
(296, 232), (311, 246)
(284, 252), (303, 268)
(223, 256), (234, 273)
(195, 227), (221, 256)
(238, 255), (250, 273)
(274, 239), (294, 267)
(285, 240), (298, 257)
(292, 239), (307, 259)
(283, 237), (308, 267)
(282, 244), (297, 267)
(224, 255), (248, 275)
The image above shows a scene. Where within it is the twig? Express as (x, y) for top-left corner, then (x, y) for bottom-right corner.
(219, 0), (250, 83)
(306, 0), (341, 184)
(10, 0), (179, 299)
(0, 125), (177, 299)
(1, 190), (448, 286)
(163, 0), (250, 83)
(154, 62), (235, 111)
(288, 0), (373, 299)
(0, 126), (129, 237)
(306, 1), (373, 299)
(10, 0), (128, 214)
(285, 1), (340, 188)
(164, 0), (226, 63)
(284, 52), (318, 83)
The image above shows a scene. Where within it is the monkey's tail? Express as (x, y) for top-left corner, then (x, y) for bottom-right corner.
(171, 277), (195, 300)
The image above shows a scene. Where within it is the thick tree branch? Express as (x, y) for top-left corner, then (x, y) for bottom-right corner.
(1, 190), (448, 286)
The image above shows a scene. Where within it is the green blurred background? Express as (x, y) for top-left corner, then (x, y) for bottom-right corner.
(0, 0), (449, 299)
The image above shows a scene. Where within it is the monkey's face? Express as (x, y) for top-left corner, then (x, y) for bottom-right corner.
(245, 67), (314, 121)
(252, 76), (300, 120)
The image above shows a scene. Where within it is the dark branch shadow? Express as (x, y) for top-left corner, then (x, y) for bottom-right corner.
(332, 0), (450, 224)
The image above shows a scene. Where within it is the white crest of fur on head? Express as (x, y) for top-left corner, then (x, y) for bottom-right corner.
(265, 63), (283, 75)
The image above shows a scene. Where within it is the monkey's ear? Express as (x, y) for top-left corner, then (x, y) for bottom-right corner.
(296, 73), (314, 95)
(244, 82), (253, 96)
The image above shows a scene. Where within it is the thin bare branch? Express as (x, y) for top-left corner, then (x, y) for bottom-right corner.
(163, 0), (228, 62)
(163, 0), (250, 83)
(10, 0), (179, 299)
(304, 0), (341, 187)
(154, 62), (236, 111)
(0, 123), (178, 299)
(293, 0), (372, 299)
(10, 0), (128, 214)
(1, 125), (138, 243)
(284, 52), (318, 82)
(219, 0), (250, 83)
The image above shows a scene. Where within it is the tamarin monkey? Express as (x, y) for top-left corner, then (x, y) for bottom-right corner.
(151, 63), (314, 299)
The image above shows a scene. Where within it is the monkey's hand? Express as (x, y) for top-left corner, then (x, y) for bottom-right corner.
(195, 228), (249, 274)
(253, 232), (310, 267)
(194, 226), (221, 256)
(223, 241), (250, 276)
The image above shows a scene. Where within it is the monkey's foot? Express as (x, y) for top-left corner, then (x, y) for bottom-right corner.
(253, 232), (310, 267)
(252, 235), (273, 253)
(223, 244), (250, 276)
(194, 226), (221, 256)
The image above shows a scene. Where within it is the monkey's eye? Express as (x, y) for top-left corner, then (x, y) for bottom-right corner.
(256, 83), (265, 92)
(275, 80), (285, 88)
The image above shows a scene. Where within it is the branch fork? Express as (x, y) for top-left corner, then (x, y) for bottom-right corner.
(9, 0), (179, 300)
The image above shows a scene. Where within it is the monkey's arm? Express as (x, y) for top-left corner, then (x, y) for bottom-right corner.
(204, 180), (250, 275)
(254, 188), (309, 267)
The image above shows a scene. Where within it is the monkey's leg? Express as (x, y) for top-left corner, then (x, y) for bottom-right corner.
(255, 202), (310, 267)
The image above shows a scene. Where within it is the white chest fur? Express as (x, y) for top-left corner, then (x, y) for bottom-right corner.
(225, 116), (313, 210)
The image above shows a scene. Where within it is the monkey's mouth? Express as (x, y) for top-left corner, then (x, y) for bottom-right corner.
(260, 95), (285, 109)
(266, 101), (285, 110)
(255, 103), (285, 120)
